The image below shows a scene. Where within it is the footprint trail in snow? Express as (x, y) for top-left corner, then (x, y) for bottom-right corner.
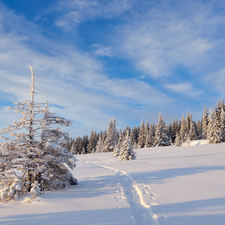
(79, 160), (158, 225)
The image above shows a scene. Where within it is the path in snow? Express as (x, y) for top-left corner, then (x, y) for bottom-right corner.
(79, 159), (158, 225)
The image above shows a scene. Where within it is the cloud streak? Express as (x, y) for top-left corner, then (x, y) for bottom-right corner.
(0, 2), (170, 136)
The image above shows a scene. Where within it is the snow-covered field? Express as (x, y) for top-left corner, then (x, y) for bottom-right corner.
(1, 141), (225, 225)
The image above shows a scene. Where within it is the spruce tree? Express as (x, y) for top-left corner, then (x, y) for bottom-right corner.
(179, 114), (187, 142)
(119, 131), (136, 161)
(154, 112), (170, 147)
(174, 133), (181, 146)
(144, 124), (155, 148)
(220, 107), (225, 142)
(189, 121), (196, 140)
(113, 144), (120, 157)
(0, 66), (77, 202)
(202, 106), (209, 139)
(130, 126), (138, 146)
(87, 130), (95, 153)
(207, 109), (221, 144)
(95, 131), (103, 153)
(137, 119), (145, 148)
(102, 117), (118, 152)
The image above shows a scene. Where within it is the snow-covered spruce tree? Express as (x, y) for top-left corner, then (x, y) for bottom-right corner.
(189, 121), (196, 140)
(113, 144), (120, 157)
(154, 112), (171, 147)
(102, 117), (118, 152)
(179, 114), (187, 143)
(144, 124), (155, 148)
(202, 106), (208, 139)
(220, 107), (225, 142)
(95, 132), (103, 153)
(119, 130), (136, 161)
(87, 130), (96, 154)
(174, 133), (181, 147)
(207, 109), (221, 144)
(137, 119), (145, 148)
(70, 142), (77, 155)
(118, 129), (123, 149)
(130, 126), (138, 146)
(0, 66), (77, 202)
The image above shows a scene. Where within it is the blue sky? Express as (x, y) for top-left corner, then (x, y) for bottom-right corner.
(0, 0), (225, 137)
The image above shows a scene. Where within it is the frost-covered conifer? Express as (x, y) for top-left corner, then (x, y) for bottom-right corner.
(118, 129), (123, 149)
(95, 132), (103, 153)
(202, 106), (208, 139)
(70, 142), (77, 155)
(220, 107), (225, 142)
(207, 109), (221, 144)
(189, 121), (196, 140)
(113, 144), (120, 157)
(174, 133), (181, 147)
(196, 119), (202, 139)
(130, 126), (138, 146)
(119, 131), (136, 161)
(81, 147), (86, 154)
(154, 113), (170, 147)
(137, 119), (145, 148)
(144, 124), (155, 148)
(102, 117), (118, 152)
(87, 130), (95, 154)
(0, 66), (77, 202)
(179, 114), (187, 142)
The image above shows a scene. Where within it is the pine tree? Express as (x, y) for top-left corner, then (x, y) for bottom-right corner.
(70, 142), (77, 155)
(220, 107), (225, 142)
(189, 121), (196, 140)
(113, 144), (120, 157)
(0, 66), (77, 202)
(171, 119), (177, 143)
(87, 130), (95, 153)
(137, 119), (145, 148)
(118, 129), (123, 149)
(174, 133), (181, 146)
(119, 131), (136, 161)
(95, 132), (103, 153)
(102, 117), (118, 152)
(202, 106), (208, 139)
(196, 119), (202, 139)
(144, 124), (155, 148)
(154, 112), (171, 147)
(179, 114), (187, 142)
(207, 109), (221, 144)
(130, 126), (138, 146)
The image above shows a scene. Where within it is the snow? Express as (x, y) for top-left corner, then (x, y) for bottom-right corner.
(1, 141), (225, 225)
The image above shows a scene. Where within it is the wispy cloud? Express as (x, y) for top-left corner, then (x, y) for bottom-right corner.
(0, 2), (170, 136)
(115, 0), (224, 78)
(206, 67), (225, 96)
(92, 44), (114, 57)
(165, 82), (204, 98)
(55, 0), (136, 31)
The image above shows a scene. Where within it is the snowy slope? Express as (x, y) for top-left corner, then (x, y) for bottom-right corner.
(1, 142), (225, 225)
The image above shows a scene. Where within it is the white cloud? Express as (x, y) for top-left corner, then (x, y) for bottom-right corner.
(92, 45), (114, 57)
(206, 67), (225, 96)
(165, 82), (204, 98)
(0, 3), (171, 137)
(55, 0), (136, 31)
(115, 0), (223, 78)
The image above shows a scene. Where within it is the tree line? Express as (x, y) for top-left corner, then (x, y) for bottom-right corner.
(62, 98), (225, 154)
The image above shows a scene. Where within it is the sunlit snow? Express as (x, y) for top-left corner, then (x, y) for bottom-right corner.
(1, 141), (225, 225)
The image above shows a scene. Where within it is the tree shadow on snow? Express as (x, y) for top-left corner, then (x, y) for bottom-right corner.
(43, 174), (121, 199)
(152, 197), (225, 225)
(0, 208), (132, 225)
(131, 165), (225, 184)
